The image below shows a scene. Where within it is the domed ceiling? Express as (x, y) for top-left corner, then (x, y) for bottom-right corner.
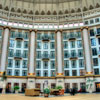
(0, 0), (100, 23)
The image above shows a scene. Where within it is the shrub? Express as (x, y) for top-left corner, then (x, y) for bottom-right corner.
(56, 85), (63, 90)
(14, 86), (20, 91)
(44, 88), (50, 94)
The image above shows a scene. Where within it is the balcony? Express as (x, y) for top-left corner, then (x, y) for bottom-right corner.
(42, 35), (50, 41)
(15, 33), (23, 40)
(70, 53), (78, 60)
(42, 54), (50, 60)
(68, 34), (76, 41)
(14, 53), (22, 60)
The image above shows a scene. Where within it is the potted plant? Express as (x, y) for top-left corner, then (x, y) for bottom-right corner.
(56, 85), (64, 95)
(14, 86), (20, 94)
(44, 88), (50, 97)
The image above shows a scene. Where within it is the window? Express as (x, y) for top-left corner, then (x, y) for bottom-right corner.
(36, 61), (41, 69)
(98, 38), (100, 45)
(50, 51), (55, 59)
(16, 50), (21, 57)
(71, 60), (77, 68)
(63, 33), (67, 39)
(64, 70), (69, 76)
(8, 59), (13, 67)
(50, 33), (55, 40)
(91, 38), (96, 46)
(76, 31), (81, 38)
(23, 60), (27, 68)
(15, 60), (20, 68)
(8, 49), (14, 57)
(51, 70), (55, 76)
(36, 70), (41, 76)
(10, 31), (15, 38)
(14, 70), (20, 76)
(72, 70), (77, 76)
(7, 69), (12, 76)
(80, 70), (85, 76)
(37, 42), (41, 49)
(97, 28), (100, 34)
(37, 33), (41, 40)
(77, 40), (82, 48)
(37, 51), (41, 59)
(95, 18), (100, 23)
(70, 41), (75, 48)
(50, 42), (55, 49)
(16, 40), (22, 48)
(78, 49), (83, 57)
(23, 50), (28, 58)
(43, 42), (48, 49)
(10, 40), (15, 47)
(92, 48), (97, 56)
(24, 41), (28, 48)
(22, 70), (27, 76)
(64, 60), (69, 68)
(71, 50), (76, 57)
(93, 58), (98, 66)
(90, 20), (94, 24)
(63, 41), (68, 49)
(43, 70), (48, 77)
(90, 29), (95, 36)
(64, 51), (69, 58)
(0, 29), (2, 36)
(51, 61), (55, 69)
(43, 61), (48, 69)
(85, 21), (88, 25)
(79, 59), (84, 68)
(94, 68), (99, 75)
(24, 32), (28, 39)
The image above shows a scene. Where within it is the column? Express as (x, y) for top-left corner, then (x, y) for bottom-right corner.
(82, 27), (93, 74)
(27, 30), (36, 89)
(28, 30), (36, 76)
(56, 30), (63, 76)
(56, 30), (64, 89)
(0, 27), (10, 75)
(82, 27), (95, 93)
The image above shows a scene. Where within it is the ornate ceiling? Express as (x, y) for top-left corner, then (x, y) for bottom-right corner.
(0, 0), (100, 23)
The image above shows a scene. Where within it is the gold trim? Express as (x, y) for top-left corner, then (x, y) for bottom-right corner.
(80, 26), (88, 31)
(29, 29), (37, 33)
(0, 72), (4, 75)
(28, 73), (35, 76)
(3, 26), (11, 30)
(55, 29), (63, 33)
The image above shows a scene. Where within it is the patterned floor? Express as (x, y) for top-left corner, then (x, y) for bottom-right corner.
(0, 93), (100, 100)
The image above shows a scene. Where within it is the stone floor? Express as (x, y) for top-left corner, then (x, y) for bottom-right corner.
(0, 93), (100, 100)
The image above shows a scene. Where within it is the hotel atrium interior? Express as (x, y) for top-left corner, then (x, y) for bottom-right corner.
(0, 0), (100, 93)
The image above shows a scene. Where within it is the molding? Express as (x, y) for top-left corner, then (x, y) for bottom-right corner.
(29, 29), (37, 33)
(80, 26), (89, 31)
(0, 75), (100, 79)
(55, 29), (63, 33)
(3, 26), (11, 30)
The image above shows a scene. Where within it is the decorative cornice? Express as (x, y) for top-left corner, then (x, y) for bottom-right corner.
(3, 26), (11, 30)
(80, 26), (89, 31)
(29, 29), (37, 33)
(55, 29), (63, 33)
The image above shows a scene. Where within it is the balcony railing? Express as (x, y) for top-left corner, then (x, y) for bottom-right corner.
(15, 33), (23, 40)
(14, 53), (22, 59)
(42, 35), (50, 41)
(70, 53), (78, 60)
(42, 54), (50, 60)
(68, 34), (76, 41)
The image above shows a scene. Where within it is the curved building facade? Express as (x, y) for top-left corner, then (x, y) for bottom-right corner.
(0, 0), (100, 93)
